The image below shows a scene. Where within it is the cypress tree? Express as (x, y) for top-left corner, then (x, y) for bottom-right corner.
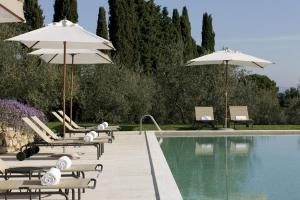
(200, 12), (215, 55)
(23, 0), (44, 30)
(69, 0), (78, 23)
(108, 0), (140, 71)
(172, 9), (182, 42)
(53, 0), (78, 23)
(96, 7), (108, 39)
(180, 7), (197, 61)
(135, 0), (160, 73)
(160, 7), (172, 44)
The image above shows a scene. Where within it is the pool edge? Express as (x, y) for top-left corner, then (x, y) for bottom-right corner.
(145, 131), (183, 200)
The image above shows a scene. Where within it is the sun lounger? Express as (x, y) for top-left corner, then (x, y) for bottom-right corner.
(30, 116), (112, 141)
(229, 106), (254, 128)
(0, 178), (96, 200)
(195, 107), (217, 128)
(0, 159), (103, 180)
(57, 110), (120, 130)
(52, 112), (115, 138)
(20, 117), (109, 161)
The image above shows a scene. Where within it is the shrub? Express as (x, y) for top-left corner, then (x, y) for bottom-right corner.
(0, 99), (47, 129)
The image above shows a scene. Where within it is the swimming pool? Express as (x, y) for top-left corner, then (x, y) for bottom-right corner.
(160, 136), (300, 200)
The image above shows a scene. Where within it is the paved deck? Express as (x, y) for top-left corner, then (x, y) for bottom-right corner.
(0, 132), (182, 200)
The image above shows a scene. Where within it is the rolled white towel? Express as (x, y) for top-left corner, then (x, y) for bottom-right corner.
(97, 124), (105, 130)
(56, 156), (72, 170)
(90, 131), (98, 138)
(41, 167), (61, 186)
(84, 133), (94, 142)
(103, 122), (109, 128)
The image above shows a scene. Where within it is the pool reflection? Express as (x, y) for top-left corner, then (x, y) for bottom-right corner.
(160, 136), (294, 200)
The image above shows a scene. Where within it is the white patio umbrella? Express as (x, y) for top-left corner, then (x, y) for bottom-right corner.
(187, 48), (273, 128)
(7, 19), (114, 137)
(0, 0), (25, 23)
(29, 48), (113, 124)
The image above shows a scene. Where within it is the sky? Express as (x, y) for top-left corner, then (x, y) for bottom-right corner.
(39, 0), (300, 90)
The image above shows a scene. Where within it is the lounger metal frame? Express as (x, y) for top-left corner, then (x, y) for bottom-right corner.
(1, 164), (103, 180)
(0, 178), (96, 200)
(52, 111), (115, 139)
(19, 140), (104, 160)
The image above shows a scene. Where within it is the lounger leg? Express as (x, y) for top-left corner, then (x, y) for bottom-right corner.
(71, 189), (75, 200)
(78, 188), (81, 200)
(80, 171), (86, 193)
(38, 189), (41, 200)
(29, 189), (32, 200)
(97, 145), (100, 160)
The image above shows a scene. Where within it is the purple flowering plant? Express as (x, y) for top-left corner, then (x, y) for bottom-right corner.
(0, 99), (47, 130)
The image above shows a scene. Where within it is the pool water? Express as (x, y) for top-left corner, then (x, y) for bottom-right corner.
(160, 136), (300, 200)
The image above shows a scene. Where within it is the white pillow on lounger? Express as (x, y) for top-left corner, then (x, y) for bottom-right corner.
(201, 116), (212, 120)
(235, 116), (247, 121)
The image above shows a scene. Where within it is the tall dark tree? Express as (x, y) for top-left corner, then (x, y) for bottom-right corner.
(69, 0), (78, 22)
(53, 0), (78, 23)
(108, 0), (140, 71)
(96, 7), (108, 39)
(159, 8), (173, 45)
(200, 12), (215, 55)
(180, 7), (197, 61)
(172, 9), (182, 42)
(135, 0), (161, 73)
(23, 0), (44, 30)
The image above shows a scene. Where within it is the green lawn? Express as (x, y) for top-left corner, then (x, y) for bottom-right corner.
(47, 121), (300, 131)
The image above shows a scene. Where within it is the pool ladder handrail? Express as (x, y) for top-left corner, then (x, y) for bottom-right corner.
(140, 114), (162, 135)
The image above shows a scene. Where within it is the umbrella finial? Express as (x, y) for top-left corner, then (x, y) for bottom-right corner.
(62, 17), (67, 26)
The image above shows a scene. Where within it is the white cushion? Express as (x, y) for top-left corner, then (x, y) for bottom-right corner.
(235, 116), (247, 121)
(201, 116), (212, 120)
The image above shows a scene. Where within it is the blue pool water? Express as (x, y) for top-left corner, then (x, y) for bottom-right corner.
(160, 136), (300, 200)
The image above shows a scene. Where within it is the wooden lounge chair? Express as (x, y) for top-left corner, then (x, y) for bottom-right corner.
(19, 117), (109, 161)
(52, 112), (115, 138)
(30, 116), (112, 141)
(195, 107), (217, 128)
(57, 110), (120, 130)
(0, 158), (103, 180)
(0, 178), (96, 200)
(229, 106), (254, 128)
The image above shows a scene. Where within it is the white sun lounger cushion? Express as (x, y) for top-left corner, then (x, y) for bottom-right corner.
(235, 116), (247, 121)
(201, 116), (212, 120)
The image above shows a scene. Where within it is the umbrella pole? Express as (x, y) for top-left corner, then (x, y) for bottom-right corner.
(70, 54), (74, 134)
(225, 60), (229, 128)
(63, 41), (67, 139)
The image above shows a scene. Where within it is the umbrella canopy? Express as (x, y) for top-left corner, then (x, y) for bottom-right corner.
(187, 49), (273, 67)
(7, 19), (114, 49)
(186, 48), (273, 128)
(29, 49), (113, 64)
(29, 48), (113, 122)
(0, 0), (25, 23)
(7, 19), (115, 137)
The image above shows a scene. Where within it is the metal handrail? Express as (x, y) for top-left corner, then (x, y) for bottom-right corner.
(140, 114), (162, 135)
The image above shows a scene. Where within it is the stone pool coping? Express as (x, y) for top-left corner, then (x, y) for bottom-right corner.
(154, 130), (300, 137)
(145, 131), (183, 200)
